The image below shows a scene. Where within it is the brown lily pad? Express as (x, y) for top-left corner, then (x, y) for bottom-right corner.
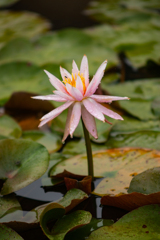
(101, 192), (160, 211)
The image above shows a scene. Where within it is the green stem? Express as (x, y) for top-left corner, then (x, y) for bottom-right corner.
(82, 119), (94, 178)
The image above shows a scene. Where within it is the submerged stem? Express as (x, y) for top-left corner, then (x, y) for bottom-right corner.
(82, 119), (94, 178)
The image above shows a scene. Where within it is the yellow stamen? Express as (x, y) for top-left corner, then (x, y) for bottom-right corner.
(63, 71), (86, 93)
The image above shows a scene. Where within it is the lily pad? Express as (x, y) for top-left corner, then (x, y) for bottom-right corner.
(49, 210), (92, 240)
(0, 138), (49, 195)
(0, 223), (24, 240)
(65, 218), (114, 240)
(41, 152), (66, 187)
(0, 0), (20, 7)
(107, 130), (160, 150)
(51, 148), (160, 196)
(0, 11), (50, 49)
(0, 114), (22, 138)
(22, 130), (62, 153)
(0, 62), (56, 106)
(0, 29), (118, 75)
(40, 189), (88, 239)
(0, 0), (19, 7)
(128, 167), (160, 194)
(111, 116), (160, 135)
(119, 99), (156, 120)
(101, 192), (160, 211)
(0, 195), (21, 218)
(88, 204), (160, 239)
(105, 79), (160, 100)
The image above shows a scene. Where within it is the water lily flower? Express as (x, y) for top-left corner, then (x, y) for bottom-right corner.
(33, 55), (129, 142)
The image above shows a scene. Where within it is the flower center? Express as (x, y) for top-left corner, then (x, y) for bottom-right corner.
(63, 72), (86, 92)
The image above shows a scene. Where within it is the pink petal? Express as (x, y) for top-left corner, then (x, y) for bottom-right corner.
(32, 94), (66, 102)
(76, 75), (84, 95)
(69, 102), (81, 137)
(60, 66), (72, 80)
(81, 105), (98, 139)
(94, 101), (123, 120)
(80, 55), (89, 88)
(90, 95), (129, 103)
(62, 105), (73, 143)
(82, 98), (105, 122)
(72, 60), (79, 77)
(44, 70), (66, 93)
(85, 60), (107, 97)
(66, 83), (83, 101)
(41, 101), (73, 121)
(54, 90), (75, 101)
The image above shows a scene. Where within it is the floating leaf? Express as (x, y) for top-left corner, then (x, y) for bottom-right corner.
(0, 223), (24, 240)
(0, 139), (49, 195)
(0, 115), (22, 138)
(61, 139), (108, 159)
(0, 195), (21, 218)
(51, 148), (160, 196)
(41, 152), (65, 187)
(0, 29), (117, 75)
(105, 79), (160, 100)
(22, 130), (62, 153)
(0, 11), (50, 49)
(49, 210), (92, 240)
(151, 97), (160, 117)
(111, 116), (160, 135)
(65, 218), (114, 240)
(118, 99), (156, 120)
(88, 204), (160, 239)
(107, 130), (160, 150)
(101, 192), (160, 211)
(0, 0), (20, 7)
(0, 62), (55, 106)
(40, 189), (88, 239)
(128, 167), (160, 194)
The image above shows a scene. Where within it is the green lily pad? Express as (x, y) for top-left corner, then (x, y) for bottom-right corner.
(62, 139), (107, 159)
(49, 210), (92, 240)
(22, 130), (62, 153)
(0, 28), (118, 75)
(120, 99), (156, 120)
(151, 97), (160, 117)
(0, 0), (19, 7)
(0, 115), (22, 138)
(84, 19), (160, 66)
(0, 11), (50, 49)
(105, 78), (160, 100)
(111, 116), (160, 135)
(65, 218), (114, 240)
(0, 223), (24, 240)
(107, 130), (160, 150)
(104, 79), (160, 120)
(88, 204), (160, 239)
(86, 0), (159, 25)
(128, 167), (160, 194)
(0, 62), (57, 106)
(41, 152), (66, 187)
(40, 189), (88, 239)
(0, 138), (49, 195)
(51, 148), (160, 196)
(0, 195), (21, 218)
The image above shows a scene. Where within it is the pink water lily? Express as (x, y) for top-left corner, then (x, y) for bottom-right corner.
(33, 55), (129, 142)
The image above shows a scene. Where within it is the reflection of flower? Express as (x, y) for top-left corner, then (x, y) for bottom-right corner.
(33, 55), (129, 142)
